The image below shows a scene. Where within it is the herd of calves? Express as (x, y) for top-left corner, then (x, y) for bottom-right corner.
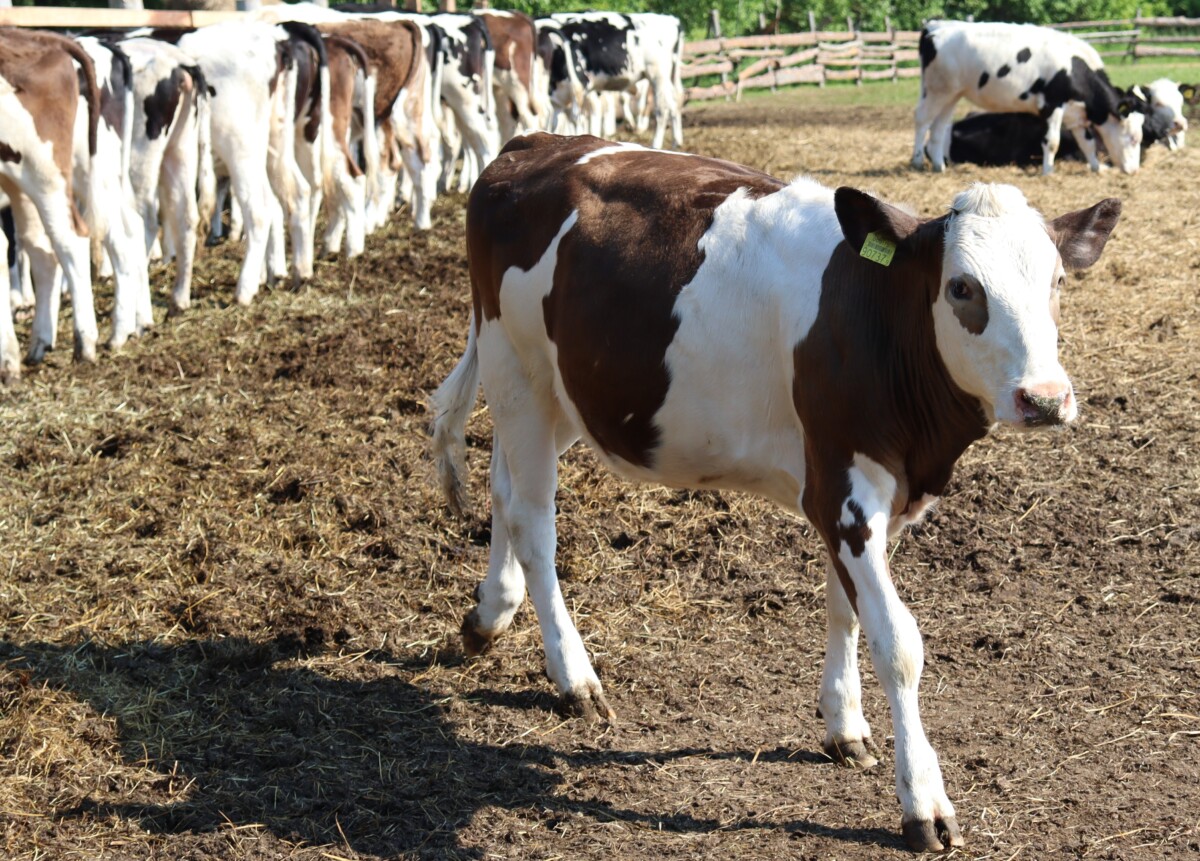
(0, 6), (686, 383)
(1, 11), (1196, 386)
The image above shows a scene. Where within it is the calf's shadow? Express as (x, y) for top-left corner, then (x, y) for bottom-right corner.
(0, 635), (902, 857)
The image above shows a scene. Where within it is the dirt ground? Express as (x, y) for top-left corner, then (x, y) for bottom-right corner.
(1, 97), (1198, 861)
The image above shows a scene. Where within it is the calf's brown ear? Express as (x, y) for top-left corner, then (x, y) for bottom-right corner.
(834, 187), (921, 254)
(1049, 198), (1122, 271)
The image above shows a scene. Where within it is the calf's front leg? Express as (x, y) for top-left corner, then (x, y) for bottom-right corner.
(818, 563), (877, 768)
(815, 462), (963, 852)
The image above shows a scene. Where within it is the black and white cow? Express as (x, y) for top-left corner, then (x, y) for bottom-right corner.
(535, 17), (588, 134)
(431, 12), (500, 193)
(113, 37), (214, 318)
(73, 37), (154, 351)
(914, 20), (1144, 174)
(1131, 78), (1190, 149)
(549, 11), (683, 149)
(948, 95), (1176, 168)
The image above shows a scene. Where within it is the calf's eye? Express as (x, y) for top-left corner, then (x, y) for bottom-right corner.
(947, 278), (972, 301)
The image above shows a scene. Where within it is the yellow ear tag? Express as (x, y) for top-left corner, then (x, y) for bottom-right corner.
(860, 232), (896, 267)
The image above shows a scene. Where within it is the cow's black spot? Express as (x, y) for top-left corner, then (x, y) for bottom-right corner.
(919, 29), (937, 69)
(1017, 47), (1032, 63)
(1085, 128), (1094, 140)
(978, 71), (989, 89)
(560, 17), (634, 79)
(0, 141), (21, 164)
(144, 66), (185, 140)
(997, 64), (1012, 78)
(1030, 77), (1046, 94)
(1020, 91), (1029, 100)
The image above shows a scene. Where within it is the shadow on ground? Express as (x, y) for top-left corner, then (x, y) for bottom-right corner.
(0, 636), (903, 857)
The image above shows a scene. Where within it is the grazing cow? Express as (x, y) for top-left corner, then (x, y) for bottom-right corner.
(0, 28), (100, 371)
(314, 17), (437, 231)
(319, 33), (373, 257)
(550, 11), (683, 149)
(474, 10), (544, 141)
(535, 18), (587, 134)
(431, 12), (500, 193)
(175, 22), (316, 303)
(74, 36), (154, 350)
(1133, 78), (1189, 149)
(431, 132), (1121, 853)
(119, 37), (215, 315)
(914, 20), (1144, 174)
(254, 5), (441, 231)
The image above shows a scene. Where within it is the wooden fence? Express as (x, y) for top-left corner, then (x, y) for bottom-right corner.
(1051, 15), (1200, 60)
(683, 27), (921, 101)
(684, 14), (1200, 102)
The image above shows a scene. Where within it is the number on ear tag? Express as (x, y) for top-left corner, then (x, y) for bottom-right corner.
(860, 232), (896, 266)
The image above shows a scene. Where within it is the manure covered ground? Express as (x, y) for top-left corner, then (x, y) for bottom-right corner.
(1, 94), (1198, 860)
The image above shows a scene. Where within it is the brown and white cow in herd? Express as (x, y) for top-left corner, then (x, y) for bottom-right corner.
(0, 29), (100, 377)
(433, 133), (1121, 852)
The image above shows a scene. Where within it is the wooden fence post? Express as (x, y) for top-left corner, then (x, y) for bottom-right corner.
(1131, 7), (1141, 61)
(808, 10), (816, 33)
(708, 8), (722, 38)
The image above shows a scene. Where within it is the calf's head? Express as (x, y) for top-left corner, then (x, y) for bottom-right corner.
(837, 184), (1120, 428)
(1097, 104), (1145, 173)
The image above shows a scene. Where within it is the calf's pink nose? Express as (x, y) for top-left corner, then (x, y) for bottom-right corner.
(1015, 383), (1072, 426)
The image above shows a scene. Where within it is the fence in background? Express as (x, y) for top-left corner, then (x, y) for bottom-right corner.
(684, 13), (1200, 102)
(1050, 15), (1200, 60)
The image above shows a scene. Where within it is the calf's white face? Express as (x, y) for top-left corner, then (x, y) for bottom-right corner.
(1095, 111), (1144, 174)
(932, 184), (1118, 428)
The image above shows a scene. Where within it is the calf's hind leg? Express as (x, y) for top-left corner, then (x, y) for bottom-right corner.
(461, 438), (528, 656)
(466, 326), (611, 720)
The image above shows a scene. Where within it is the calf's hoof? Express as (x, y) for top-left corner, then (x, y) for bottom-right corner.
(559, 683), (616, 723)
(902, 815), (964, 853)
(823, 737), (879, 769)
(74, 335), (98, 364)
(25, 338), (51, 366)
(1, 358), (20, 385)
(461, 608), (498, 657)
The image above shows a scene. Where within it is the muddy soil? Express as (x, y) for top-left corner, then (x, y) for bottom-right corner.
(1, 98), (1197, 860)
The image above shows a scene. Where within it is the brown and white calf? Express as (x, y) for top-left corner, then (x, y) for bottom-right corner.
(0, 29), (99, 375)
(432, 133), (1121, 853)
(475, 10), (546, 142)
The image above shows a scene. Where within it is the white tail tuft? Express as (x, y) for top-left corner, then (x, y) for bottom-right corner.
(430, 316), (481, 518)
(195, 76), (217, 240)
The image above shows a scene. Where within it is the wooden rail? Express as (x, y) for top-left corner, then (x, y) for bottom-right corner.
(683, 27), (921, 101)
(0, 7), (245, 28)
(1052, 16), (1200, 61)
(684, 14), (1200, 101)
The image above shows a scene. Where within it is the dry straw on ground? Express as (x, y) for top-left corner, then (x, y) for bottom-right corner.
(1, 98), (1197, 860)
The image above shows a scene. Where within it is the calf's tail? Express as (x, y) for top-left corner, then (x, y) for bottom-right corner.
(430, 316), (481, 518)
